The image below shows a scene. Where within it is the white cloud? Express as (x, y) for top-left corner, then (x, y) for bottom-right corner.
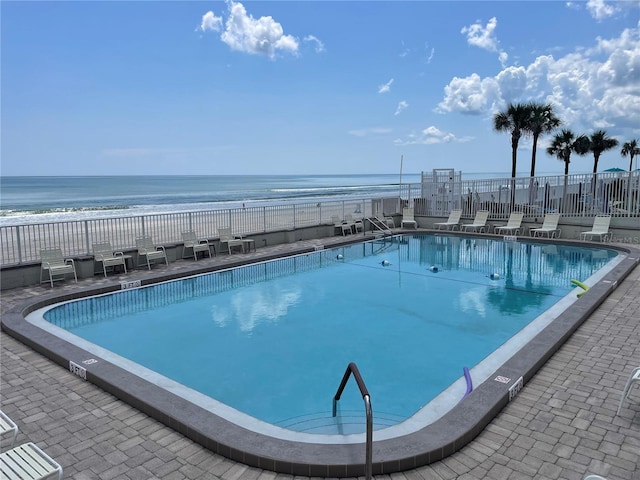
(427, 47), (435, 64)
(304, 35), (325, 53)
(378, 78), (394, 94)
(199, 11), (223, 32)
(586, 0), (618, 20)
(461, 17), (509, 68)
(395, 101), (409, 116)
(461, 17), (499, 52)
(199, 1), (299, 59)
(438, 22), (640, 132)
(394, 125), (474, 146)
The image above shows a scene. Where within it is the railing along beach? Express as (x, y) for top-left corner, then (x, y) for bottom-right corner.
(1, 171), (637, 267)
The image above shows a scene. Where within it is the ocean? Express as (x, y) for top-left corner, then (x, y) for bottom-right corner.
(0, 172), (525, 226)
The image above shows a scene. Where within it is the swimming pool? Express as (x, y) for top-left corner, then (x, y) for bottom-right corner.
(37, 235), (616, 434)
(5, 233), (638, 476)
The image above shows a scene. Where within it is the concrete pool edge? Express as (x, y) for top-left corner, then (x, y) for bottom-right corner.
(2, 236), (639, 476)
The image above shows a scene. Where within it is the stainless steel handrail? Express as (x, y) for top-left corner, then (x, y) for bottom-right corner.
(333, 362), (372, 480)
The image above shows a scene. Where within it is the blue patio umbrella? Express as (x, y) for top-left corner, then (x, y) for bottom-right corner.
(604, 167), (625, 172)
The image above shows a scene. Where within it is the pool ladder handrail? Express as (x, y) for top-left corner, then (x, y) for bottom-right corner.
(333, 362), (373, 480)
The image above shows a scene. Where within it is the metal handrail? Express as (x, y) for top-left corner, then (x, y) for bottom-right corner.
(333, 362), (372, 480)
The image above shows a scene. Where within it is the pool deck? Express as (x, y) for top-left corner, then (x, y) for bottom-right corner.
(1, 233), (639, 480)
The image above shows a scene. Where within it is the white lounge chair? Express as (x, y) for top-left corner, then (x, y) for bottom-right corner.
(40, 248), (77, 288)
(0, 442), (63, 480)
(332, 216), (351, 236)
(219, 227), (245, 253)
(135, 236), (168, 270)
(616, 366), (640, 415)
(461, 210), (489, 233)
(494, 211), (524, 235)
(401, 208), (417, 229)
(529, 213), (561, 238)
(181, 231), (211, 261)
(433, 209), (462, 231)
(0, 410), (18, 449)
(580, 215), (612, 242)
(92, 242), (127, 277)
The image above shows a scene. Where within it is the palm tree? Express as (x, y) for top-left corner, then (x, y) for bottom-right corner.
(585, 130), (619, 174)
(525, 102), (561, 177)
(621, 139), (639, 171)
(546, 129), (589, 211)
(493, 102), (532, 178)
(546, 129), (589, 175)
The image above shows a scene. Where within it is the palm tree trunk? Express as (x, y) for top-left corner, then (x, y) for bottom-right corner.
(530, 134), (539, 177)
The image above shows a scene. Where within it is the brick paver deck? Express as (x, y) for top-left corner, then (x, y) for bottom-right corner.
(1, 237), (639, 479)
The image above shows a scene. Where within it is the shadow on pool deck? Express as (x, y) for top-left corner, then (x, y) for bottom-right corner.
(2, 232), (640, 479)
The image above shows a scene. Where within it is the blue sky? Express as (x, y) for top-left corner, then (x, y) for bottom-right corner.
(2, 0), (639, 176)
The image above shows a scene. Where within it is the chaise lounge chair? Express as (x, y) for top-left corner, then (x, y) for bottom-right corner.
(0, 409), (18, 449)
(580, 215), (612, 242)
(616, 366), (640, 415)
(181, 231), (212, 260)
(40, 248), (77, 288)
(135, 236), (168, 270)
(461, 210), (489, 233)
(529, 213), (561, 238)
(401, 208), (417, 229)
(433, 209), (462, 231)
(494, 211), (524, 235)
(92, 241), (127, 277)
(0, 442), (63, 480)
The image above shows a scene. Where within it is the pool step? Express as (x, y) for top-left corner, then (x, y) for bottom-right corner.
(275, 410), (406, 434)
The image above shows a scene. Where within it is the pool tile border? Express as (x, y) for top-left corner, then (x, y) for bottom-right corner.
(2, 234), (639, 476)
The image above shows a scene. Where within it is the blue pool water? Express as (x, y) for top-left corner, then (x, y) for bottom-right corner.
(42, 235), (618, 435)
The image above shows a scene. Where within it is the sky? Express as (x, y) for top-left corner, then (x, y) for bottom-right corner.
(1, 0), (639, 177)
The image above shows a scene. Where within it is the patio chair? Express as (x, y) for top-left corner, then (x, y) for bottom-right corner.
(0, 409), (18, 449)
(494, 211), (524, 235)
(219, 227), (245, 253)
(332, 216), (351, 236)
(135, 236), (168, 270)
(529, 213), (561, 238)
(433, 209), (462, 231)
(580, 215), (612, 242)
(40, 248), (77, 288)
(460, 210), (489, 233)
(181, 231), (211, 261)
(616, 366), (640, 415)
(0, 442), (63, 480)
(344, 214), (363, 233)
(92, 241), (127, 277)
(401, 208), (417, 229)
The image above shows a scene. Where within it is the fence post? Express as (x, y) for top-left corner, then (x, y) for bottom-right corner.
(16, 227), (23, 264)
(84, 220), (91, 255)
(293, 204), (296, 230)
